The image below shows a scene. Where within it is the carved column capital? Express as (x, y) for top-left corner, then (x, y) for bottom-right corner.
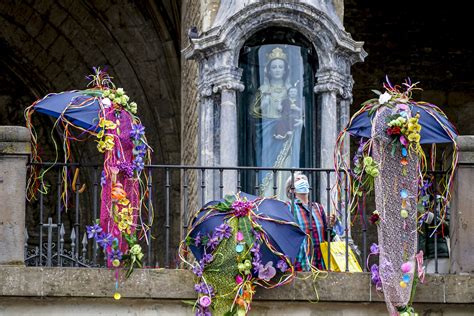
(212, 80), (245, 93)
(314, 68), (353, 101)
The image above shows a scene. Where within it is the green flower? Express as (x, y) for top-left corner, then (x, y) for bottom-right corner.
(129, 102), (138, 114)
(370, 168), (380, 177)
(130, 244), (142, 255)
(363, 156), (373, 166)
(116, 88), (124, 96)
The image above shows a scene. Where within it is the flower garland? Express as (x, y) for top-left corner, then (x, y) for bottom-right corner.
(84, 73), (152, 290)
(334, 78), (458, 315)
(180, 194), (298, 316)
(25, 68), (153, 299)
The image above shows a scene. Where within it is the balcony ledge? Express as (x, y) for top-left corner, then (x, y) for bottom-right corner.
(0, 266), (472, 304)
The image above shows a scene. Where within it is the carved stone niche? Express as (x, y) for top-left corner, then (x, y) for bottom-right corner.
(183, 1), (367, 202)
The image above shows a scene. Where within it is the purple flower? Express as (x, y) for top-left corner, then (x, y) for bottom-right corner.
(195, 306), (211, 316)
(370, 243), (380, 255)
(258, 261), (276, 281)
(206, 233), (220, 251)
(192, 263), (203, 277)
(96, 232), (113, 248)
(108, 248), (123, 261)
(199, 295), (212, 308)
(86, 224), (103, 239)
(194, 282), (215, 296)
(194, 232), (202, 247)
(130, 124), (145, 141)
(370, 264), (382, 290)
(133, 156), (145, 172)
(253, 229), (261, 241)
(276, 259), (288, 272)
(251, 243), (262, 272)
(215, 223), (232, 240)
(231, 200), (254, 217)
(117, 162), (134, 178)
(100, 170), (107, 186)
(200, 253), (214, 265)
(134, 144), (147, 157)
(250, 243), (261, 258)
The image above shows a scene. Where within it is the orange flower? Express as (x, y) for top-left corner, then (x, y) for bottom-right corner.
(111, 183), (127, 201)
(236, 298), (246, 307)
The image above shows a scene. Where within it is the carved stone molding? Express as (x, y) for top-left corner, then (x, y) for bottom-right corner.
(183, 2), (367, 70)
(314, 68), (353, 100)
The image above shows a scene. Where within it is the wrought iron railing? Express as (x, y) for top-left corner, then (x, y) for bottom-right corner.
(24, 163), (449, 273)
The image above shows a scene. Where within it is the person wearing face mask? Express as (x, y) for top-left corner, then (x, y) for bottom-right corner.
(285, 172), (336, 271)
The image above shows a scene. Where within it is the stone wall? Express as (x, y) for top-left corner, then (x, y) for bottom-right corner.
(0, 267), (473, 315)
(180, 1), (203, 227)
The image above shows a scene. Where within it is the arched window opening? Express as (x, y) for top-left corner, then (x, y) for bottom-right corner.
(238, 27), (319, 199)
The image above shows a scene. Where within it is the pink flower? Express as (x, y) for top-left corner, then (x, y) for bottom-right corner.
(236, 231), (244, 242)
(400, 135), (408, 147)
(401, 262), (412, 273)
(235, 274), (243, 284)
(396, 103), (409, 111)
(199, 295), (212, 308)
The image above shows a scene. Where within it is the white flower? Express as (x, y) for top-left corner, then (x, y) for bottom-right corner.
(102, 98), (112, 108)
(379, 92), (391, 105)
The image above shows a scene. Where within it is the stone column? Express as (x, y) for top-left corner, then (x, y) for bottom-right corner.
(199, 93), (217, 203)
(0, 126), (31, 265)
(450, 135), (474, 273)
(314, 86), (339, 210)
(219, 88), (238, 196)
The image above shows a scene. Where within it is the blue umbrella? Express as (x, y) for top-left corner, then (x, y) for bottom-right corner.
(347, 104), (458, 144)
(188, 192), (306, 264)
(33, 90), (103, 132)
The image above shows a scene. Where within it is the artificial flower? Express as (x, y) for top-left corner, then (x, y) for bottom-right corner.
(408, 133), (420, 143)
(86, 223), (103, 239)
(379, 92), (391, 104)
(370, 243), (379, 255)
(129, 102), (138, 114)
(257, 261), (276, 281)
(369, 210), (380, 225)
(199, 295), (212, 308)
(130, 124), (145, 140)
(232, 200), (254, 217)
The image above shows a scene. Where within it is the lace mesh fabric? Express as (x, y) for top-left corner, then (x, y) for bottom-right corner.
(100, 109), (139, 256)
(372, 107), (418, 315)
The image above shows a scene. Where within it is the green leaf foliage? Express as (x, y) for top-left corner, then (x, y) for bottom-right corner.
(238, 216), (255, 248)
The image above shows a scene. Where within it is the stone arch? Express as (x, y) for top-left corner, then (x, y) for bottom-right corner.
(0, 1), (181, 164)
(186, 2), (365, 71)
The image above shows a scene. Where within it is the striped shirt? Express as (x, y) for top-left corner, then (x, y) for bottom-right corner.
(290, 200), (330, 271)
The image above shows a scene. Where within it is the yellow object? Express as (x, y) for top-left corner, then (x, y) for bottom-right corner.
(320, 241), (363, 272)
(400, 281), (407, 288)
(113, 292), (121, 300)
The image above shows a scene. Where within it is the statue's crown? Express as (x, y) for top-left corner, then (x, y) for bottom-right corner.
(267, 47), (287, 62)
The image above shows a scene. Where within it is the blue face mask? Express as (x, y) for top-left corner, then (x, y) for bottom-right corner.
(294, 179), (309, 194)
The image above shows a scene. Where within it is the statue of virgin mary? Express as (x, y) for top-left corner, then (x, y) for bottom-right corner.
(251, 46), (303, 199)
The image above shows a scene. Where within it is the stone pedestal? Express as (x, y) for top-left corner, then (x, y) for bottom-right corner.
(0, 126), (31, 265)
(450, 135), (474, 273)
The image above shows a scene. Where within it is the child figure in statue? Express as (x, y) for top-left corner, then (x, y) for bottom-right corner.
(273, 86), (303, 140)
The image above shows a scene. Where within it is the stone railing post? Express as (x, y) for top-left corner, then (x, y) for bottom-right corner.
(0, 126), (31, 265)
(450, 135), (474, 273)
